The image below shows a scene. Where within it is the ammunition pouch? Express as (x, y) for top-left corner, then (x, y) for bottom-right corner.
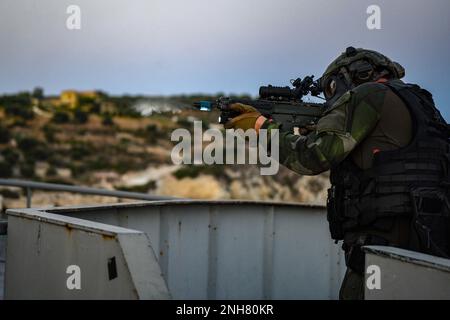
(327, 185), (344, 240)
(410, 186), (450, 258)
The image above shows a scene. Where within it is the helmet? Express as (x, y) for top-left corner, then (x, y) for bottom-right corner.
(322, 46), (405, 81)
(320, 47), (405, 106)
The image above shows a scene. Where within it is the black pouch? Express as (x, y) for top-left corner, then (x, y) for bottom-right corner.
(327, 186), (345, 241)
(410, 186), (450, 258)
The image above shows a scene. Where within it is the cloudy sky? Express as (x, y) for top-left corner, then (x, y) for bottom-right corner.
(1, 0), (449, 118)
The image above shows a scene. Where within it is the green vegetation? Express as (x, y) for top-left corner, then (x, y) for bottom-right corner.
(0, 92), (34, 120)
(52, 111), (70, 123)
(19, 160), (35, 178)
(115, 180), (156, 193)
(173, 164), (226, 180)
(74, 110), (89, 124)
(0, 90), (234, 187)
(32, 87), (44, 100)
(0, 161), (13, 178)
(0, 123), (10, 143)
(43, 124), (57, 143)
(1, 147), (20, 163)
(102, 113), (114, 126)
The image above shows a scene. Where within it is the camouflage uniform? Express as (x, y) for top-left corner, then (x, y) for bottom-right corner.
(260, 48), (450, 299)
(224, 47), (450, 299)
(262, 80), (413, 299)
(262, 81), (412, 176)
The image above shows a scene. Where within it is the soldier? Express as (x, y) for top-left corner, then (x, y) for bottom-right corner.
(224, 47), (450, 299)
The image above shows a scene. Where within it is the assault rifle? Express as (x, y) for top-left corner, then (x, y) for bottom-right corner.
(193, 76), (325, 132)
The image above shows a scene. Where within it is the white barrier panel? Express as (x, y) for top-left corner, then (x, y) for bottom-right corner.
(5, 209), (170, 299)
(364, 246), (450, 300)
(46, 200), (346, 299)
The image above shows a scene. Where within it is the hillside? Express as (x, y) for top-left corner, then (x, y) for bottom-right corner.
(0, 90), (330, 211)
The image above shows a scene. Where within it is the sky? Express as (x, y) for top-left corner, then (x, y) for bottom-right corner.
(1, 0), (449, 119)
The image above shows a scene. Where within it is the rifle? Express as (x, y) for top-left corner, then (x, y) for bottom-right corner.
(193, 76), (325, 132)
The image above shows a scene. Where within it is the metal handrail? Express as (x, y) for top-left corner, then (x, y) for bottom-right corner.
(0, 178), (178, 208)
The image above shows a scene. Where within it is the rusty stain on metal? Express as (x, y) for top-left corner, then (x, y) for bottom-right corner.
(36, 224), (41, 256)
(102, 234), (116, 241)
(65, 223), (73, 234)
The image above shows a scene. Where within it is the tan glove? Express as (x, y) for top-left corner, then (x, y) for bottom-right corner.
(224, 103), (266, 132)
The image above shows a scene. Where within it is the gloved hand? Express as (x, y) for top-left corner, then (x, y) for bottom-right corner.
(224, 103), (266, 132)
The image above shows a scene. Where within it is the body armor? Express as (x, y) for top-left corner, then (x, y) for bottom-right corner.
(327, 80), (450, 258)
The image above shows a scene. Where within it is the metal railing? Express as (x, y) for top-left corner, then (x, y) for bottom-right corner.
(0, 178), (178, 209)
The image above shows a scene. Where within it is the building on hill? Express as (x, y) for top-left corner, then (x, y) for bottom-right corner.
(60, 90), (103, 109)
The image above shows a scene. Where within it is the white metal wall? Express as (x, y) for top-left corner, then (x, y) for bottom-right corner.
(51, 200), (346, 299)
(4, 209), (170, 299)
(364, 246), (450, 300)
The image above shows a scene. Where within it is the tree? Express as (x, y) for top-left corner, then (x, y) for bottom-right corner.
(32, 87), (44, 99)
(1, 147), (20, 163)
(19, 161), (35, 178)
(102, 113), (114, 126)
(74, 110), (88, 124)
(0, 161), (13, 178)
(0, 124), (10, 143)
(52, 111), (70, 124)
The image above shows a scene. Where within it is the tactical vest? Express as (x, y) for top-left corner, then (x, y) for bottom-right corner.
(327, 80), (450, 256)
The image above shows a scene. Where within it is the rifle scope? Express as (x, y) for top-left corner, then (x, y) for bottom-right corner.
(259, 85), (294, 100)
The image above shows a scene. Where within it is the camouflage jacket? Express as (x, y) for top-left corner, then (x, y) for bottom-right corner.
(262, 80), (412, 175)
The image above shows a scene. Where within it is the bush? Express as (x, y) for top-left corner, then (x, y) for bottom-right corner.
(173, 164), (225, 180)
(17, 136), (39, 150)
(70, 164), (88, 178)
(52, 111), (70, 124)
(4, 104), (34, 120)
(43, 124), (57, 142)
(115, 180), (156, 193)
(73, 110), (88, 124)
(102, 113), (114, 126)
(45, 166), (57, 176)
(0, 124), (10, 143)
(32, 87), (44, 100)
(0, 188), (20, 199)
(0, 161), (13, 178)
(176, 118), (192, 129)
(47, 154), (67, 167)
(1, 147), (20, 164)
(70, 143), (91, 160)
(16, 136), (49, 161)
(19, 161), (35, 178)
(27, 145), (49, 161)
(11, 118), (27, 127)
(86, 156), (110, 171)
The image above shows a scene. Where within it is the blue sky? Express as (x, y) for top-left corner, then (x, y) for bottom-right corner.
(1, 0), (449, 119)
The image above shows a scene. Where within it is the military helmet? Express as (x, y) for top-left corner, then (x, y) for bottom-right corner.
(320, 47), (405, 105)
(322, 46), (405, 82)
